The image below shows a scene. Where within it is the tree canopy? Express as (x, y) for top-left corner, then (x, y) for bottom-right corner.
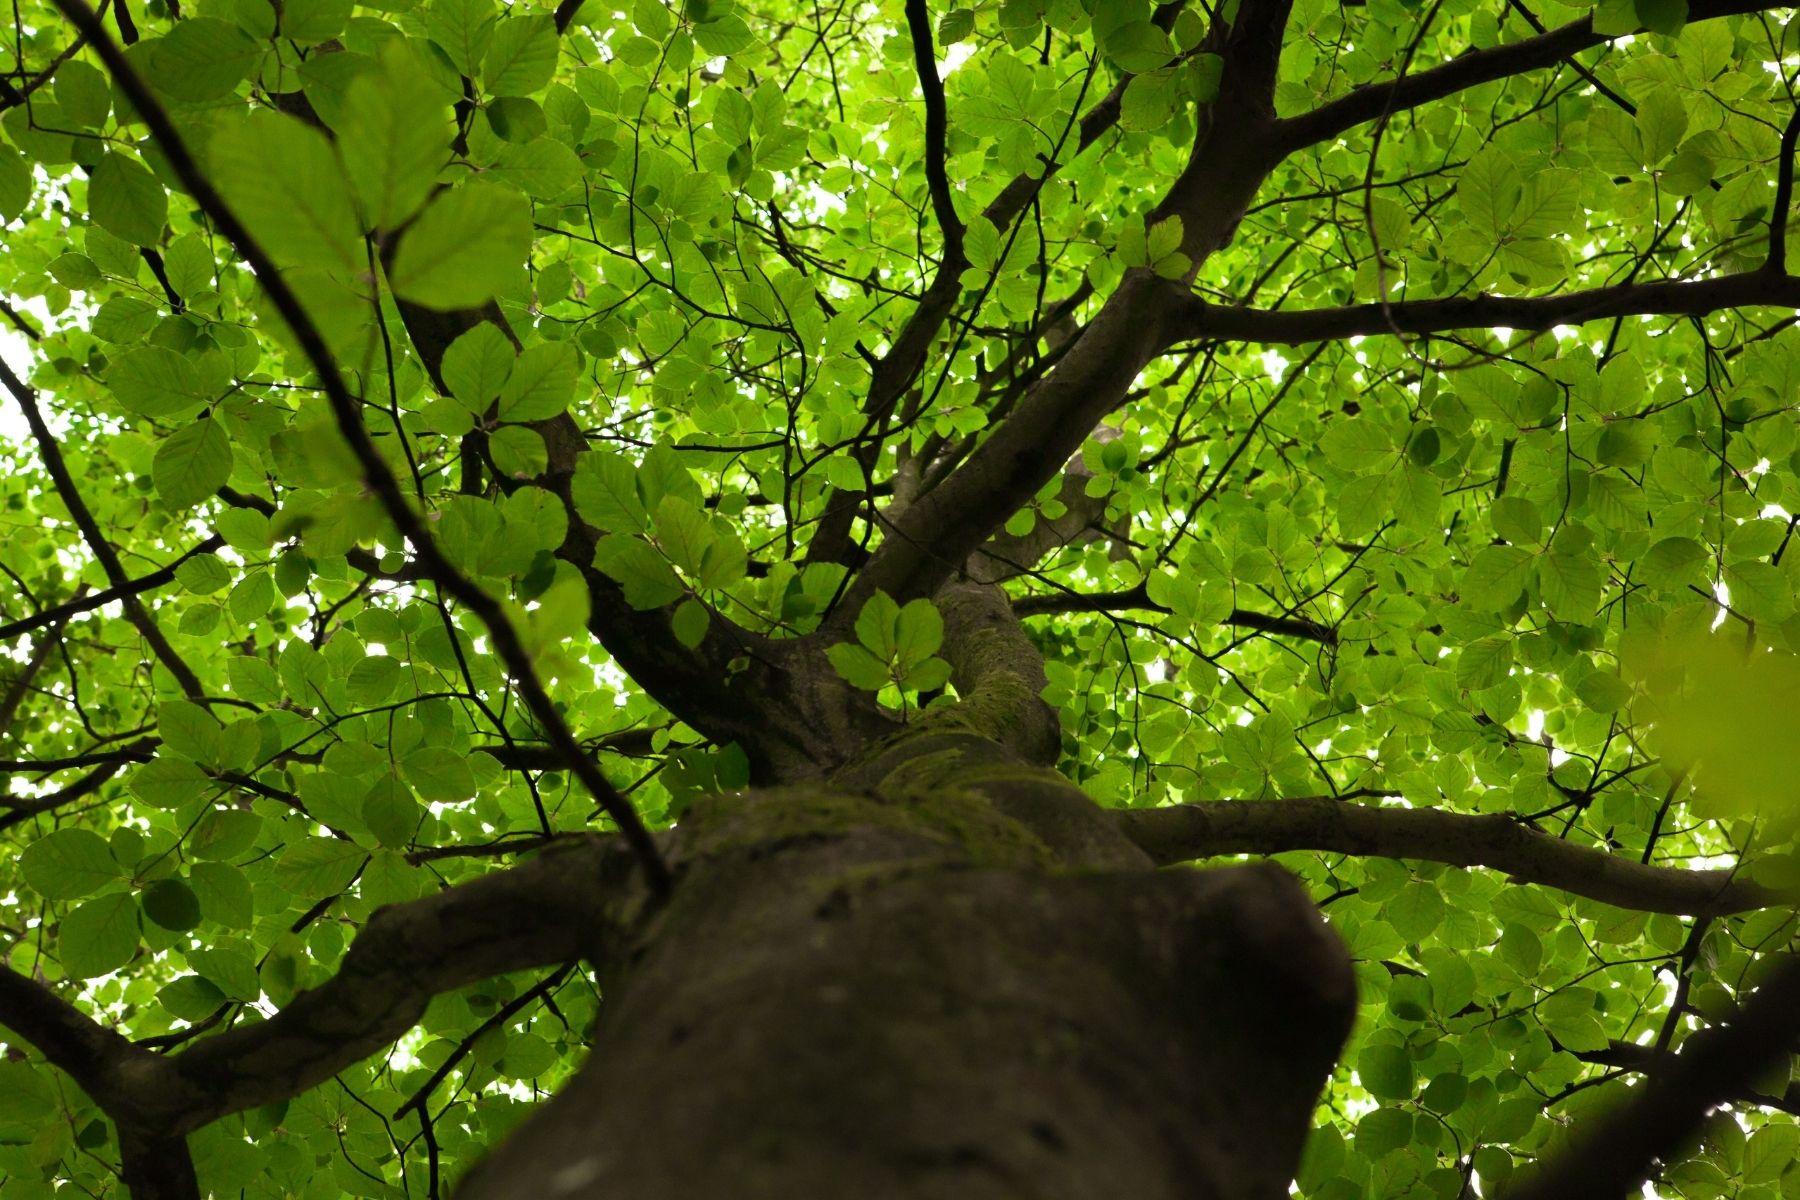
(1, 0), (1800, 1194)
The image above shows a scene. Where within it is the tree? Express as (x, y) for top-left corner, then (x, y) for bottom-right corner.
(2, 0), (1800, 1193)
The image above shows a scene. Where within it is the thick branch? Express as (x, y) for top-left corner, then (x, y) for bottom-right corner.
(1171, 271), (1800, 345)
(1274, 0), (1785, 153)
(1112, 798), (1786, 915)
(0, 962), (149, 1101)
(1012, 583), (1338, 644)
(58, 0), (670, 894)
(161, 835), (634, 1132)
(118, 1131), (199, 1200)
(1512, 954), (1800, 1199)
(936, 581), (1059, 765)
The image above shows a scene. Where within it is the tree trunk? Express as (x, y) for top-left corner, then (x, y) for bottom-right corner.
(456, 732), (1356, 1199)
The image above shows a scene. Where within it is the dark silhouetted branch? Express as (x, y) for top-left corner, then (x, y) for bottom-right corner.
(0, 536), (223, 642)
(1113, 797), (1786, 915)
(1170, 271), (1800, 346)
(1012, 583), (1338, 644)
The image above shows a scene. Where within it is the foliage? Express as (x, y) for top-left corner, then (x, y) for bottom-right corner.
(0, 0), (1796, 1195)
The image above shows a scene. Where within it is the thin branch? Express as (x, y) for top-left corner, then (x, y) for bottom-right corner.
(0, 759), (134, 831)
(902, 0), (964, 263)
(0, 360), (206, 698)
(56, 0), (671, 897)
(1011, 583), (1337, 644)
(1112, 797), (1787, 915)
(0, 297), (41, 341)
(1768, 102), (1800, 273)
(0, 535), (224, 642)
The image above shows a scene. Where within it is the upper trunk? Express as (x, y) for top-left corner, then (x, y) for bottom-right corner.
(454, 730), (1356, 1199)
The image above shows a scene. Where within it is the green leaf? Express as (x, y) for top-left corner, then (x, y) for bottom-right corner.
(191, 809), (262, 861)
(484, 16), (558, 96)
(55, 60), (111, 127)
(593, 534), (685, 608)
(1539, 529), (1605, 620)
(227, 656), (283, 704)
(1320, 419), (1395, 471)
(571, 452), (650, 532)
(363, 772), (421, 847)
(338, 50), (456, 231)
(148, 18), (261, 101)
(159, 700), (223, 766)
(160, 974), (227, 1021)
(89, 153), (166, 247)
(898, 656), (952, 692)
(275, 837), (366, 897)
(141, 879), (202, 931)
(854, 589), (903, 661)
(176, 554), (232, 595)
(0, 143), (29, 221)
(130, 758), (210, 809)
(21, 829), (121, 900)
(893, 598), (944, 671)
(827, 641), (890, 691)
(1119, 69), (1180, 132)
(938, 8), (974, 43)
(153, 419), (233, 509)
(671, 597), (710, 648)
(1462, 545), (1534, 613)
(211, 110), (363, 277)
(498, 341), (580, 421)
(693, 14), (754, 54)
(1101, 20), (1174, 72)
(1638, 535), (1709, 590)
(108, 346), (204, 417)
(489, 426), (549, 477)
(427, 0), (496, 75)
(389, 181), (532, 310)
(281, 0), (352, 41)
(1146, 217), (1183, 263)
(188, 944), (261, 1001)
(443, 322), (517, 411)
(1456, 638), (1512, 691)
(403, 747), (478, 803)
(347, 654), (402, 703)
(489, 138), (586, 198)
(1386, 882), (1446, 942)
(1635, 89), (1688, 166)
(1357, 1044), (1414, 1102)
(60, 893), (141, 978)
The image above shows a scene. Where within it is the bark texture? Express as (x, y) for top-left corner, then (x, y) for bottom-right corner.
(456, 773), (1356, 1200)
